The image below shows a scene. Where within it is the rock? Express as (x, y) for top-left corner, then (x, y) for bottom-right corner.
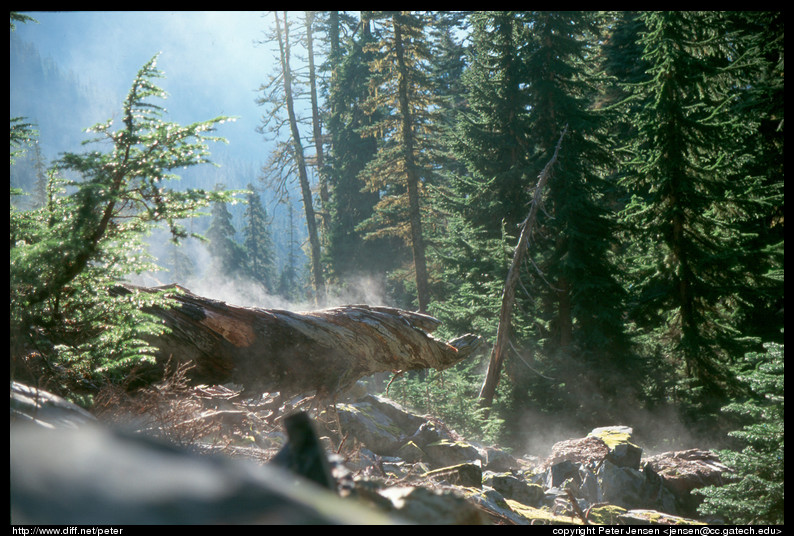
(378, 486), (489, 524)
(423, 438), (484, 468)
(587, 426), (643, 469)
(336, 394), (426, 456)
(587, 504), (627, 525)
(424, 462), (483, 488)
(403, 420), (450, 452)
(464, 488), (532, 525)
(482, 446), (520, 472)
(643, 448), (732, 517)
(10, 423), (399, 525)
(544, 459), (580, 488)
(395, 440), (426, 463)
(504, 500), (581, 525)
(483, 472), (545, 507)
(10, 381), (97, 429)
(595, 459), (677, 514)
(544, 436), (610, 469)
(618, 509), (706, 526)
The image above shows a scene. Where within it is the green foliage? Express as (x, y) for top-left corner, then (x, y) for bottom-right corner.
(10, 54), (236, 395)
(386, 362), (505, 446)
(616, 12), (775, 401)
(695, 341), (784, 524)
(242, 183), (277, 293)
(206, 186), (249, 280)
(10, 117), (38, 165)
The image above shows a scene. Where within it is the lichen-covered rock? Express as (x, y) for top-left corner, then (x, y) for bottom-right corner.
(587, 426), (643, 470)
(596, 459), (677, 514)
(587, 504), (627, 524)
(505, 500), (582, 525)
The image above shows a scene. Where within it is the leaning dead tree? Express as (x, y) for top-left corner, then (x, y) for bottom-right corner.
(114, 284), (483, 399)
(478, 125), (568, 414)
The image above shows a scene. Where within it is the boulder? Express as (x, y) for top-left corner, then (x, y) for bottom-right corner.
(543, 436), (609, 469)
(482, 446), (520, 472)
(587, 426), (643, 470)
(423, 438), (484, 468)
(483, 472), (545, 507)
(596, 459), (677, 514)
(643, 449), (732, 516)
(424, 462), (483, 488)
(10, 381), (97, 429)
(335, 394), (426, 456)
(378, 486), (489, 524)
(10, 423), (398, 525)
(618, 509), (706, 526)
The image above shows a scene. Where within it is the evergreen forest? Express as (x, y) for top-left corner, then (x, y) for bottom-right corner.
(10, 12), (783, 524)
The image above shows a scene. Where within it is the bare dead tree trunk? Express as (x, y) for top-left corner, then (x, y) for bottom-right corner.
(115, 284), (483, 400)
(478, 125), (568, 414)
(274, 11), (326, 305)
(305, 11), (331, 242)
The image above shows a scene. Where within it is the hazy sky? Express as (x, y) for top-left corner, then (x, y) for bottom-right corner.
(12, 11), (284, 163)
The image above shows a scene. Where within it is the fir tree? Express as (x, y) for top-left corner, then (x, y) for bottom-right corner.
(10, 54), (235, 394)
(358, 11), (440, 312)
(617, 12), (772, 406)
(323, 12), (398, 290)
(695, 341), (784, 525)
(435, 12), (634, 428)
(206, 186), (248, 280)
(242, 183), (277, 293)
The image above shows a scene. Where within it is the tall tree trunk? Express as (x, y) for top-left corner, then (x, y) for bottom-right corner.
(305, 11), (331, 243)
(478, 126), (568, 414)
(392, 15), (430, 313)
(274, 11), (326, 305)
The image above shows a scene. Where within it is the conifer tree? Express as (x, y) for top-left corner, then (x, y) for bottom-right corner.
(431, 11), (533, 342)
(436, 12), (634, 426)
(206, 187), (248, 280)
(520, 12), (634, 412)
(242, 183), (277, 293)
(359, 11), (439, 312)
(617, 12), (772, 404)
(10, 54), (234, 393)
(323, 12), (398, 289)
(696, 341), (784, 524)
(257, 11), (326, 305)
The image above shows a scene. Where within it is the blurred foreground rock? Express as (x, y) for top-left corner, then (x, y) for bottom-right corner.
(10, 382), (731, 525)
(10, 421), (399, 525)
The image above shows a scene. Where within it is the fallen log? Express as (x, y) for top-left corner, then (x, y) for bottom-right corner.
(115, 284), (483, 398)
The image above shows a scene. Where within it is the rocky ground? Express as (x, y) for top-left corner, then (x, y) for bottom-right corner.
(10, 378), (733, 525)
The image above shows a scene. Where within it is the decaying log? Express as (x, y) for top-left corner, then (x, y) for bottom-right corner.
(116, 284), (483, 398)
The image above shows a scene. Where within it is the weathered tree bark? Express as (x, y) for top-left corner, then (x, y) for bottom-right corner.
(117, 284), (482, 399)
(274, 11), (326, 305)
(478, 125), (568, 414)
(393, 14), (431, 313)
